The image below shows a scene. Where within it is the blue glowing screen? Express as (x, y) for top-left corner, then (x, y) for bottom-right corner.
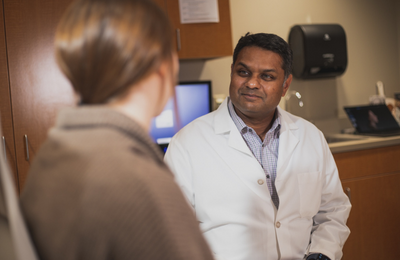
(149, 81), (212, 149)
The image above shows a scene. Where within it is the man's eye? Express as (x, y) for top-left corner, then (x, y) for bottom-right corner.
(262, 74), (274, 80)
(238, 70), (248, 76)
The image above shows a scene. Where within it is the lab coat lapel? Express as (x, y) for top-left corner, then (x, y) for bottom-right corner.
(213, 98), (271, 202)
(214, 98), (253, 157)
(276, 107), (299, 176)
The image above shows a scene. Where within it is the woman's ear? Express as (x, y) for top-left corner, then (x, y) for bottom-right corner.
(170, 52), (179, 87)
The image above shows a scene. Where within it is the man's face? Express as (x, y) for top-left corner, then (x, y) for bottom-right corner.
(229, 46), (292, 120)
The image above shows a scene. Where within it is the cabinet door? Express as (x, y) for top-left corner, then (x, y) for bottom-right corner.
(165, 0), (233, 59)
(335, 145), (400, 259)
(0, 0), (18, 190)
(153, 0), (166, 9)
(4, 0), (75, 190)
(341, 173), (400, 259)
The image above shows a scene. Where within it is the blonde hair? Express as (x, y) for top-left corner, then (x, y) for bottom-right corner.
(55, 0), (174, 104)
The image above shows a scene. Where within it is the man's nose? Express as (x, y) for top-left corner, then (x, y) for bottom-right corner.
(246, 76), (260, 89)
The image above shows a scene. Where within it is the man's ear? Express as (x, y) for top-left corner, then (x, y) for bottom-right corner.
(230, 63), (234, 77)
(282, 74), (293, 97)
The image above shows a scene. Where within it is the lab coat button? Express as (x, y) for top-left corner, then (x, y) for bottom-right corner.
(276, 221), (281, 228)
(257, 179), (264, 185)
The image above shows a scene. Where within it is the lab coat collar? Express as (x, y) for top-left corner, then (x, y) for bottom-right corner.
(214, 97), (253, 157)
(214, 97), (300, 164)
(214, 97), (232, 134)
(213, 97), (271, 202)
(212, 97), (300, 203)
(276, 106), (299, 174)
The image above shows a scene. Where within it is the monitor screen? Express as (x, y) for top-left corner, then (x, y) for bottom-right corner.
(149, 81), (212, 152)
(344, 104), (400, 134)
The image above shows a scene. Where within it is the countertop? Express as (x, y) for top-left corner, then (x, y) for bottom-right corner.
(327, 133), (400, 154)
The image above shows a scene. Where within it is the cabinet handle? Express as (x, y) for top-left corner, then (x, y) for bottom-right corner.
(345, 187), (351, 202)
(2, 136), (6, 161)
(24, 135), (29, 161)
(176, 28), (181, 51)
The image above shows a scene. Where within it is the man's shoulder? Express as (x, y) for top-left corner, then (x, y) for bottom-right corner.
(279, 108), (325, 143)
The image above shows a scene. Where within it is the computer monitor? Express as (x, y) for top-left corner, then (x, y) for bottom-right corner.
(149, 81), (212, 152)
(344, 104), (400, 136)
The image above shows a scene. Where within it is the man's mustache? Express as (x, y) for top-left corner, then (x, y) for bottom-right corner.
(239, 90), (263, 97)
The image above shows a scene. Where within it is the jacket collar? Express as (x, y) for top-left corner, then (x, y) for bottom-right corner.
(276, 106), (299, 173)
(213, 97), (300, 165)
(55, 106), (165, 163)
(214, 97), (253, 157)
(214, 97), (233, 135)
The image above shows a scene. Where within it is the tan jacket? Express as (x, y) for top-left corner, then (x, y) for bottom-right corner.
(21, 106), (213, 260)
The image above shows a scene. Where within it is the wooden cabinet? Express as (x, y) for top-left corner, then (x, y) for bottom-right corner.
(0, 0), (75, 192)
(0, 1), (18, 189)
(334, 144), (400, 259)
(157, 0), (233, 59)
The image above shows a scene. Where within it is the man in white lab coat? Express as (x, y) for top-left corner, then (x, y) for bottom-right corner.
(164, 33), (351, 260)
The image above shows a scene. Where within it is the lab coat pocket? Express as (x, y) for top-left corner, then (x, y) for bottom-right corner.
(297, 171), (322, 218)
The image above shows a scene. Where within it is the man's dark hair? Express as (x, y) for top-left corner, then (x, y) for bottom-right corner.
(232, 32), (293, 81)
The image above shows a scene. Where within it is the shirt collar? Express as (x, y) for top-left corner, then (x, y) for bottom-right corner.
(227, 97), (281, 139)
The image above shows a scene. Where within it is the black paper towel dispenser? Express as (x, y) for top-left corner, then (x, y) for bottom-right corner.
(288, 24), (347, 79)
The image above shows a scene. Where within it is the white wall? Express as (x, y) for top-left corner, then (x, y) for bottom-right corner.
(178, 0), (400, 133)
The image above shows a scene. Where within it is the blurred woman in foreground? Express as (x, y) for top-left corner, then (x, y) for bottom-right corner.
(20, 0), (213, 259)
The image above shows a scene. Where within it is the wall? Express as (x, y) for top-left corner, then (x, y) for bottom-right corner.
(179, 0), (400, 134)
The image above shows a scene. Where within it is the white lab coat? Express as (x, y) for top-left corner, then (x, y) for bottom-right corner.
(164, 98), (351, 260)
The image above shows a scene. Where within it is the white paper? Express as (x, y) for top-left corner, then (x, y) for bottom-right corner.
(179, 0), (220, 24)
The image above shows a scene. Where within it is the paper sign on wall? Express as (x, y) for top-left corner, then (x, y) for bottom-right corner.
(179, 0), (220, 24)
